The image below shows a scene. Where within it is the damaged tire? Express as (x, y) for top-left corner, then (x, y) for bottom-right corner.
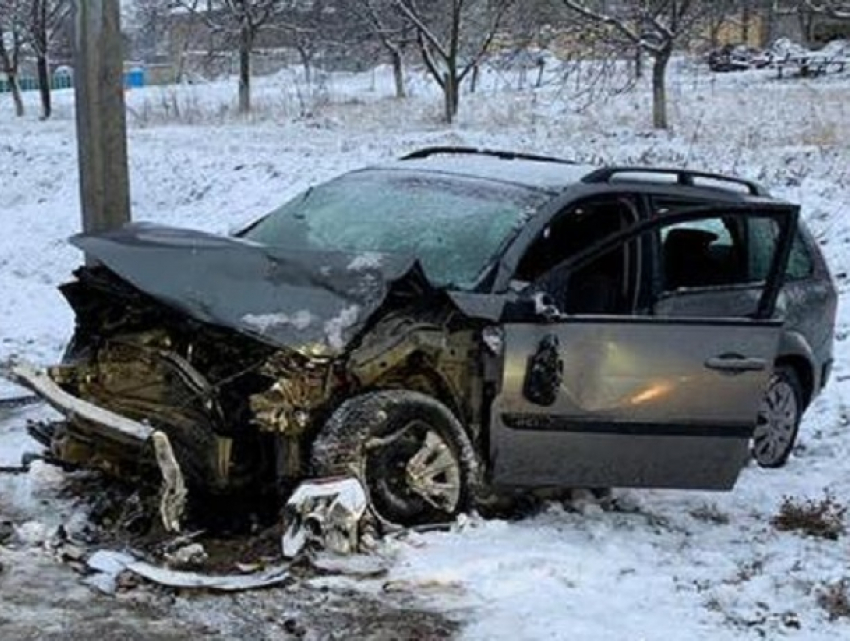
(311, 390), (480, 528)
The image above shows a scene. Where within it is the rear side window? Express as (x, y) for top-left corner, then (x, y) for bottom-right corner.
(748, 217), (778, 282)
(659, 215), (780, 291)
(786, 229), (815, 280)
(653, 198), (801, 287)
(748, 219), (814, 281)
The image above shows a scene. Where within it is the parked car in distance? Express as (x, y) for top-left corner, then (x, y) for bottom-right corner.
(6, 147), (837, 528)
(708, 44), (773, 72)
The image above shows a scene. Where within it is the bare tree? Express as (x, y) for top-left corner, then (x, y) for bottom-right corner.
(129, 0), (174, 61)
(775, 1), (850, 44)
(805, 0), (850, 19)
(351, 0), (412, 98)
(275, 0), (331, 87)
(561, 1), (732, 130)
(174, 0), (285, 114)
(394, 0), (518, 123)
(24, 0), (69, 119)
(0, 0), (26, 116)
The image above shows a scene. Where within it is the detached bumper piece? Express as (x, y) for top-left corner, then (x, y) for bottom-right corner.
(9, 361), (155, 445)
(282, 477), (369, 558)
(4, 360), (187, 532)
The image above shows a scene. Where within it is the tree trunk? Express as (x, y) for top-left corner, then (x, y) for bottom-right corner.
(634, 46), (644, 80)
(798, 9), (815, 46)
(741, 5), (751, 44)
(764, 5), (776, 47)
(33, 0), (51, 119)
(297, 45), (312, 87)
(36, 52), (51, 119)
(0, 33), (24, 117)
(651, 51), (670, 130)
(709, 23), (720, 49)
(391, 49), (405, 98)
(6, 73), (24, 117)
(443, 71), (460, 124)
(238, 23), (252, 114)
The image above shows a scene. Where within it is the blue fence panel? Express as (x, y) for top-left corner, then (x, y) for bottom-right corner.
(125, 68), (145, 88)
(0, 69), (145, 93)
(0, 74), (73, 92)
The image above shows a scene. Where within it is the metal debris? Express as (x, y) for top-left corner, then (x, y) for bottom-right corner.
(0, 521), (13, 544)
(164, 543), (207, 569)
(0, 394), (41, 410)
(309, 552), (389, 579)
(0, 465), (29, 475)
(282, 477), (368, 559)
(152, 431), (187, 533)
(86, 549), (290, 592)
(5, 360), (156, 444)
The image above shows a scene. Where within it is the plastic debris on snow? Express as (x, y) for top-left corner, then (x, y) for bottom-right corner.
(85, 550), (290, 594)
(282, 477), (369, 559)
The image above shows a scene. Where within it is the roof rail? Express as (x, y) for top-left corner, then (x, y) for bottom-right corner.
(581, 167), (769, 197)
(401, 146), (576, 166)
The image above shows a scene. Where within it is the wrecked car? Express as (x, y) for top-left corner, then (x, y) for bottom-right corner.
(5, 147), (837, 529)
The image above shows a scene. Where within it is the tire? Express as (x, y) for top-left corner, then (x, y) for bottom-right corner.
(752, 366), (804, 468)
(311, 390), (481, 528)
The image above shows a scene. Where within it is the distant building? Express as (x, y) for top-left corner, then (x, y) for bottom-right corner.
(768, 1), (850, 45)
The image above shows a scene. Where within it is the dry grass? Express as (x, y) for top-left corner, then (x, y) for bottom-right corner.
(771, 492), (847, 540)
(817, 579), (850, 621)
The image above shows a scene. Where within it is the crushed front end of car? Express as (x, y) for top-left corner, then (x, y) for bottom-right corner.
(4, 223), (492, 532)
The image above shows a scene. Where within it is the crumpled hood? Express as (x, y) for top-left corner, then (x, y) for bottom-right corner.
(70, 223), (424, 355)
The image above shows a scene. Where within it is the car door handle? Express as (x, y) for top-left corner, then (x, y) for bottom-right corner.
(705, 354), (767, 373)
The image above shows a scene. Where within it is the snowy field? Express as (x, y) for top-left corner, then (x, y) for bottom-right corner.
(1, 62), (850, 639)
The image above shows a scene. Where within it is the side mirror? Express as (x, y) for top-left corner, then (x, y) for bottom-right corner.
(502, 287), (564, 323)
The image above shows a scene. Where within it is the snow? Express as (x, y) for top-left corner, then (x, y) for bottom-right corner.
(2, 61), (850, 638)
(324, 304), (361, 351)
(242, 310), (315, 333)
(347, 252), (383, 271)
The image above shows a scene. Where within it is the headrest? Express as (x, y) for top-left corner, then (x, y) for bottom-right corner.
(664, 228), (718, 249)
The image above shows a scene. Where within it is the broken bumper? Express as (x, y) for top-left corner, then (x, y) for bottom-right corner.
(4, 360), (155, 447)
(2, 360), (187, 532)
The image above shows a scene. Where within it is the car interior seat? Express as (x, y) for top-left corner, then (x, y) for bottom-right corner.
(663, 228), (719, 290)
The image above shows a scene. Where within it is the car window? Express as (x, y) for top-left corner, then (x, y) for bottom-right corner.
(651, 213), (783, 318)
(519, 206), (794, 321)
(243, 169), (549, 290)
(515, 197), (639, 314)
(659, 215), (760, 291)
(744, 218), (814, 281)
(653, 197), (807, 283)
(786, 230), (815, 279)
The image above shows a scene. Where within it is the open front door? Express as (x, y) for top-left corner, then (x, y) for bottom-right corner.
(490, 204), (797, 490)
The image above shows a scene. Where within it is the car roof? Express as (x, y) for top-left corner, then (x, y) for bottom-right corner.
(370, 147), (779, 204)
(376, 154), (597, 193)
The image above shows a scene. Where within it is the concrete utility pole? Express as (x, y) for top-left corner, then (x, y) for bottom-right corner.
(73, 0), (131, 235)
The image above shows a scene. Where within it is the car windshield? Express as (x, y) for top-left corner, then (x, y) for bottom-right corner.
(243, 169), (547, 289)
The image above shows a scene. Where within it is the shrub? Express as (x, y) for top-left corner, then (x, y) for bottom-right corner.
(817, 579), (850, 621)
(771, 492), (847, 540)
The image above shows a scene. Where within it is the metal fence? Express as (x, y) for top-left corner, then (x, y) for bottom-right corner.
(0, 69), (145, 93)
(0, 73), (73, 93)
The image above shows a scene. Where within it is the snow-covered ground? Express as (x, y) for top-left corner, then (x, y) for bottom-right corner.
(1, 63), (850, 639)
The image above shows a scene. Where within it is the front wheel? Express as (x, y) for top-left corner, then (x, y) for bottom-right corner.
(752, 366), (804, 468)
(311, 390), (481, 528)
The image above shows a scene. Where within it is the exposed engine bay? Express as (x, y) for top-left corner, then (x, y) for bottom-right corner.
(10, 262), (487, 528)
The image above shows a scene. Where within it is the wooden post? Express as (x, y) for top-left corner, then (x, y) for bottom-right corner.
(73, 0), (131, 237)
